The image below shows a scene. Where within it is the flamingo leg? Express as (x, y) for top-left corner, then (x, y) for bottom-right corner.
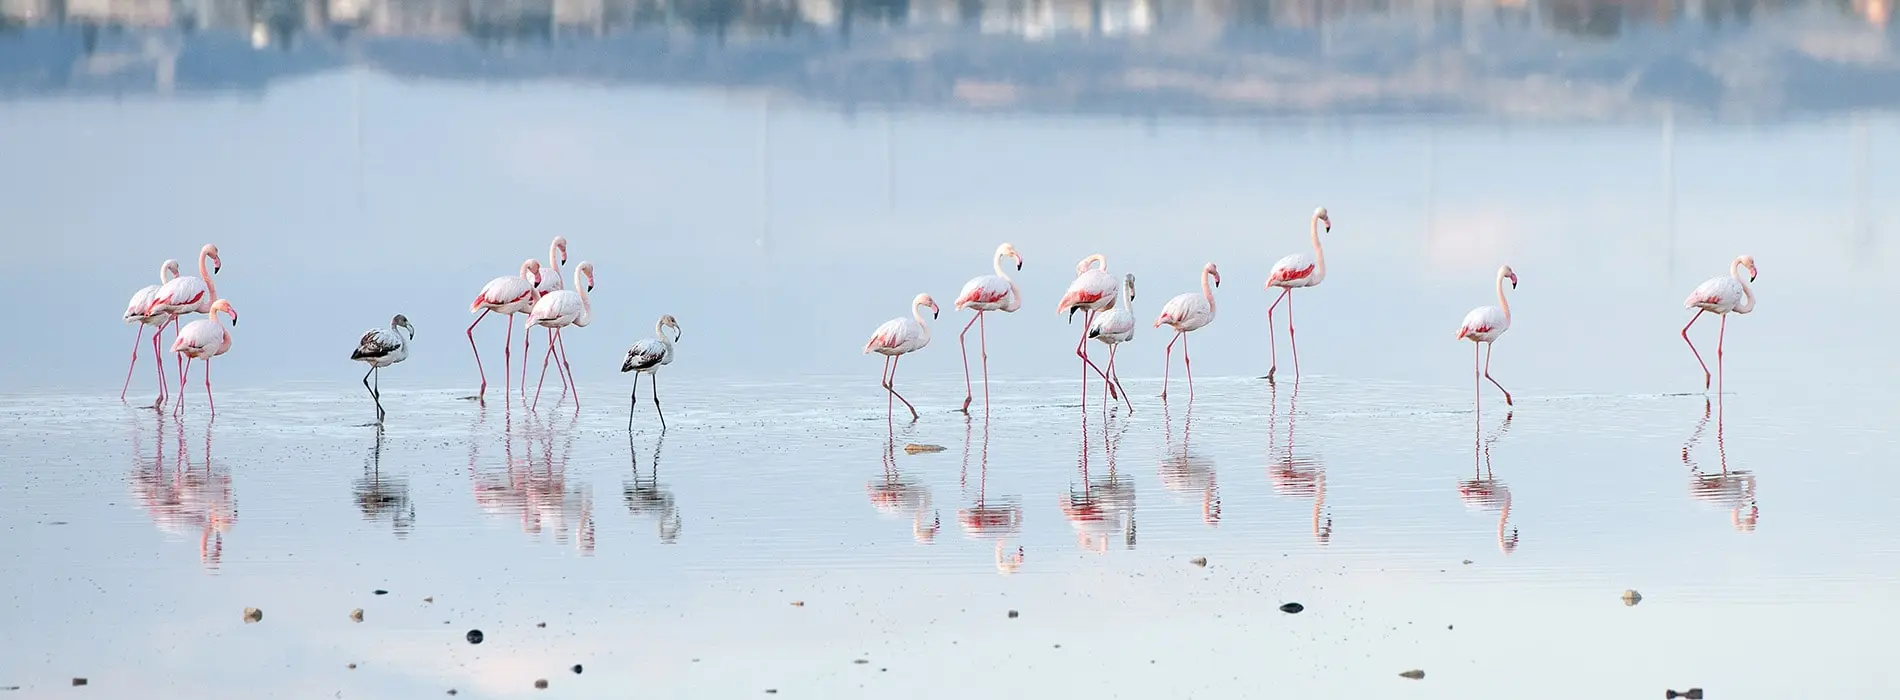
(521, 315), (532, 402)
(1074, 311), (1114, 393)
(153, 318), (169, 406)
(958, 312), (980, 414)
(886, 354), (918, 421)
(1473, 341), (1481, 415)
(1288, 289), (1300, 377)
(204, 358), (215, 415)
(881, 355), (894, 416)
(651, 372), (665, 431)
(549, 328), (569, 400)
(1183, 331), (1194, 398)
(122, 325), (145, 402)
(555, 329), (579, 407)
(1483, 342), (1511, 406)
(363, 365), (381, 424)
(628, 371), (639, 431)
(979, 311), (990, 410)
(503, 314), (514, 398)
(1681, 309), (1710, 390)
(1108, 344), (1132, 413)
(1161, 330), (1182, 399)
(1265, 287), (1288, 381)
(533, 328), (558, 410)
(175, 356), (192, 416)
(466, 309), (491, 398)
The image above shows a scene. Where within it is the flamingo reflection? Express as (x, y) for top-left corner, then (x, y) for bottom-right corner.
(869, 429), (941, 544)
(1266, 381), (1329, 544)
(624, 432), (683, 544)
(130, 414), (236, 569)
(353, 429), (415, 537)
(1683, 396), (1758, 532)
(958, 415), (1025, 573)
(1160, 398), (1220, 527)
(469, 410), (595, 554)
(1063, 407), (1136, 553)
(1456, 410), (1518, 554)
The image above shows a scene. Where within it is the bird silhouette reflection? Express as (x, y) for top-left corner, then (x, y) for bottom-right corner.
(1266, 380), (1328, 544)
(869, 425), (940, 544)
(469, 410), (595, 554)
(1063, 402), (1136, 552)
(1457, 410), (1517, 554)
(1160, 397), (1219, 527)
(1683, 395), (1757, 532)
(625, 432), (683, 544)
(353, 428), (416, 537)
(130, 413), (235, 570)
(958, 413), (1024, 574)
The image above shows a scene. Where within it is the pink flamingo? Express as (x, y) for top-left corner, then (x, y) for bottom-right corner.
(1154, 263), (1220, 400)
(122, 259), (181, 404)
(1263, 207), (1331, 382)
(171, 299), (237, 417)
(1057, 254), (1121, 401)
(145, 244), (223, 376)
(1681, 255), (1758, 390)
(1455, 264), (1518, 408)
(953, 243), (1024, 413)
(529, 237), (570, 396)
(863, 293), (938, 421)
(528, 261), (595, 410)
(1086, 273), (1136, 412)
(467, 259), (544, 400)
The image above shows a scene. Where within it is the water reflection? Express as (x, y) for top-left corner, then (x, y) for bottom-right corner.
(1683, 396), (1759, 532)
(469, 410), (595, 554)
(1457, 410), (1518, 554)
(868, 430), (940, 545)
(1159, 398), (1219, 527)
(625, 432), (683, 544)
(1062, 408), (1136, 553)
(957, 415), (1024, 574)
(129, 415), (236, 570)
(352, 429), (416, 537)
(1265, 381), (1328, 545)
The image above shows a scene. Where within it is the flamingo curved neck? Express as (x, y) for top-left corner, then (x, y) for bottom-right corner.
(160, 262), (178, 283)
(994, 249), (1022, 312)
(654, 320), (674, 348)
(1730, 259), (1756, 314)
(1310, 215), (1327, 283)
(911, 302), (932, 339)
(1201, 269), (1217, 314)
(1077, 254), (1106, 275)
(573, 268), (592, 327)
(548, 242), (564, 278)
(199, 248), (218, 302)
(1495, 271), (1511, 327)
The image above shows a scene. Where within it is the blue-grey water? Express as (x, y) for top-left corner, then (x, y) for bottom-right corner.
(5, 0), (1900, 697)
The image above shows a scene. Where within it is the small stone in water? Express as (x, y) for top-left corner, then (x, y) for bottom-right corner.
(791, 601), (805, 607)
(1399, 669), (1425, 680)
(1665, 689), (1703, 699)
(1623, 589), (1643, 606)
(347, 663), (357, 670)
(765, 690), (778, 695)
(350, 608), (364, 623)
(534, 679), (548, 689)
(903, 443), (946, 454)
(1279, 602), (1305, 614)
(374, 589), (389, 596)
(243, 607), (263, 623)
(446, 690), (457, 696)
(72, 679), (89, 687)
(536, 622), (547, 628)
(423, 597), (434, 604)
(1007, 610), (1019, 619)
(571, 665), (583, 675)
(1189, 557), (1207, 568)
(466, 630), (484, 644)
(1462, 560), (1473, 565)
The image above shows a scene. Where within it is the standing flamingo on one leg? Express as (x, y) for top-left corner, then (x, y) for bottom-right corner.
(863, 293), (939, 422)
(954, 243), (1024, 413)
(1456, 265), (1518, 408)
(171, 299), (238, 417)
(466, 259), (543, 401)
(1264, 207), (1331, 382)
(1682, 255), (1758, 390)
(351, 314), (415, 425)
(1155, 263), (1220, 400)
(145, 244), (222, 378)
(1057, 255), (1121, 402)
(122, 259), (181, 405)
(529, 237), (570, 397)
(529, 261), (595, 410)
(622, 314), (681, 430)
(1088, 273), (1136, 413)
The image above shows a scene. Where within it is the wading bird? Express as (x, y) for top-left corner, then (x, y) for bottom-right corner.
(953, 243), (1024, 413)
(1087, 273), (1136, 412)
(528, 261), (595, 410)
(122, 259), (181, 405)
(1057, 255), (1120, 399)
(467, 259), (543, 400)
(351, 314), (415, 425)
(145, 244), (223, 374)
(622, 314), (681, 430)
(863, 293), (938, 421)
(171, 299), (238, 417)
(1681, 255), (1758, 390)
(530, 237), (570, 395)
(1455, 265), (1518, 408)
(1154, 263), (1220, 400)
(1264, 207), (1331, 382)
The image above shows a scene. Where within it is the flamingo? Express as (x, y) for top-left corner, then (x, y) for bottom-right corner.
(621, 314), (681, 430)
(1682, 255), (1758, 390)
(351, 314), (415, 425)
(1264, 207), (1332, 382)
(530, 237), (570, 397)
(1057, 255), (1120, 400)
(1087, 273), (1136, 412)
(467, 259), (544, 400)
(953, 243), (1024, 413)
(863, 293), (938, 421)
(528, 261), (596, 410)
(145, 244), (222, 376)
(122, 259), (182, 405)
(1154, 263), (1221, 399)
(171, 299), (237, 417)
(1456, 264), (1518, 408)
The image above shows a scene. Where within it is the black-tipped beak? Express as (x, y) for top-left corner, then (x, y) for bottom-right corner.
(1324, 222), (1331, 232)
(1016, 261), (1023, 271)
(587, 284), (594, 292)
(231, 316), (239, 326)
(932, 309), (939, 319)
(213, 264), (221, 274)
(1749, 273), (1756, 282)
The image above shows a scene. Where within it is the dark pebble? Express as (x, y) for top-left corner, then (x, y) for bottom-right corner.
(72, 679), (88, 687)
(534, 679), (548, 689)
(447, 691), (457, 696)
(765, 690), (778, 695)
(374, 589), (389, 596)
(536, 622), (547, 628)
(466, 630), (484, 644)
(571, 665), (583, 675)
(1280, 603), (1305, 614)
(1007, 610), (1019, 619)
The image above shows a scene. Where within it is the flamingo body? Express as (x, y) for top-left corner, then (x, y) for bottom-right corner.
(352, 322), (412, 369)
(864, 316), (930, 355)
(147, 245), (221, 318)
(125, 260), (181, 325)
(1685, 276), (1747, 314)
(1058, 269), (1117, 317)
(1266, 253), (1319, 287)
(527, 262), (595, 409)
(1456, 306), (1509, 343)
(472, 269), (540, 315)
(173, 313), (234, 360)
(956, 275), (1016, 311)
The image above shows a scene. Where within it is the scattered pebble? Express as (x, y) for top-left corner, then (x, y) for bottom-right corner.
(903, 443), (946, 454)
(1462, 560), (1473, 565)
(790, 601), (805, 607)
(374, 590), (389, 596)
(534, 679), (548, 690)
(72, 679), (89, 687)
(571, 665), (583, 675)
(350, 608), (364, 623)
(243, 607), (263, 623)
(1279, 603), (1305, 614)
(1447, 625), (1454, 630)
(466, 630), (484, 645)
(1622, 589), (1643, 606)
(853, 659), (869, 665)
(1665, 689), (1703, 699)
(536, 622), (547, 628)
(423, 597), (434, 604)
(347, 663), (357, 670)
(1007, 610), (1019, 619)
(765, 690), (778, 695)
(1189, 557), (1207, 568)
(446, 691), (457, 696)
(1399, 669), (1425, 680)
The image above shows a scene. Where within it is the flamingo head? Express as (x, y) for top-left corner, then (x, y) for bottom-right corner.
(162, 259), (182, 278)
(1314, 206), (1330, 232)
(392, 314), (414, 339)
(1125, 273), (1136, 301)
(1501, 264), (1518, 289)
(998, 242), (1023, 271)
(203, 244), (223, 274)
(1204, 262), (1221, 288)
(521, 258), (544, 286)
(659, 314), (681, 341)
(552, 236), (569, 266)
(914, 293), (939, 319)
(577, 261), (595, 292)
(211, 299), (238, 326)
(1074, 254), (1106, 275)
(1738, 254), (1757, 282)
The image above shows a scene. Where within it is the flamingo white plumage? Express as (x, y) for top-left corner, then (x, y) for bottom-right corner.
(953, 243), (1024, 414)
(1455, 264), (1519, 408)
(122, 258), (182, 405)
(528, 261), (595, 410)
(1682, 254), (1758, 390)
(171, 299), (237, 417)
(863, 293), (939, 421)
(1087, 273), (1136, 412)
(1264, 207), (1331, 382)
(1154, 263), (1220, 400)
(1056, 254), (1120, 400)
(351, 314), (415, 425)
(530, 237), (570, 395)
(467, 259), (543, 400)
(145, 244), (223, 375)
(621, 314), (681, 430)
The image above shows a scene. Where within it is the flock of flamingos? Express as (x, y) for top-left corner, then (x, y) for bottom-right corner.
(119, 207), (1760, 425)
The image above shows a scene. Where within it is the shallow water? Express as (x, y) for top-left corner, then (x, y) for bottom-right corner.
(6, 0), (1900, 696)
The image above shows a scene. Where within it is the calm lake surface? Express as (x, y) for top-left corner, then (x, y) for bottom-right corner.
(5, 0), (1900, 696)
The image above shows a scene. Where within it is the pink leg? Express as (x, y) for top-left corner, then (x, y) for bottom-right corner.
(175, 356), (192, 417)
(1288, 289), (1300, 376)
(521, 316), (532, 401)
(549, 329), (569, 400)
(1161, 330), (1182, 399)
(122, 325), (146, 402)
(503, 315), (514, 397)
(1108, 345), (1132, 413)
(1483, 342), (1511, 406)
(204, 358), (215, 415)
(533, 330), (558, 410)
(554, 329), (578, 407)
(1681, 309), (1710, 390)
(1717, 315), (1727, 389)
(466, 309), (491, 398)
(1075, 312), (1114, 394)
(979, 312), (991, 409)
(887, 354), (918, 421)
(958, 312), (980, 413)
(153, 319), (170, 406)
(1265, 288), (1288, 381)
(882, 355), (895, 415)
(1183, 331), (1195, 397)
